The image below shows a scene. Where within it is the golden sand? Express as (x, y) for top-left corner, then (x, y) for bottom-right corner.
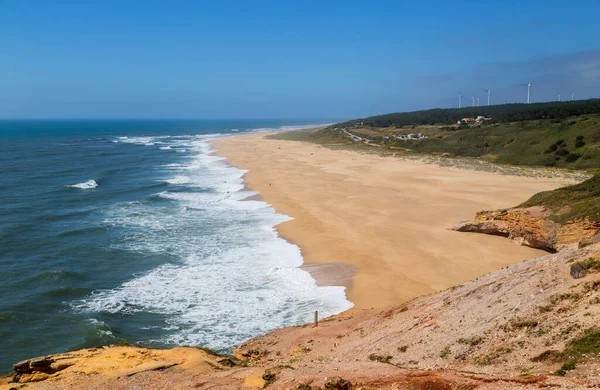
(211, 133), (570, 309)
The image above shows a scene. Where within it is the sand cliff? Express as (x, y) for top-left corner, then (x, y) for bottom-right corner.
(453, 207), (600, 252)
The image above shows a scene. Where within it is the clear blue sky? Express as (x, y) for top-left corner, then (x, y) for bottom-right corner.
(1, 0), (599, 119)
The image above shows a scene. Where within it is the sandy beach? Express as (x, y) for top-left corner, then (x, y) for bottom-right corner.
(211, 133), (573, 309)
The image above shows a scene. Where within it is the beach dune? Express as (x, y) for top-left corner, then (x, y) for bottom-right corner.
(211, 133), (570, 309)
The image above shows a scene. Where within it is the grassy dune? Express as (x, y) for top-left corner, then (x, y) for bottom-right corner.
(275, 114), (600, 171)
(520, 174), (600, 223)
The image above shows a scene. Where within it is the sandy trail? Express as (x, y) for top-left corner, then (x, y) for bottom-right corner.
(211, 133), (572, 309)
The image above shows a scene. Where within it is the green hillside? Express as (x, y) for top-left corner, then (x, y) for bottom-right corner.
(520, 174), (600, 223)
(401, 115), (600, 170)
(276, 103), (600, 171)
(340, 99), (600, 127)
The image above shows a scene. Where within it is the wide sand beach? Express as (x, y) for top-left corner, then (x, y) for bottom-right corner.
(211, 132), (572, 309)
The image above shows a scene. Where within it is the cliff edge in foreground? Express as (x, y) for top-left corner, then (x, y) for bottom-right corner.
(4, 241), (600, 389)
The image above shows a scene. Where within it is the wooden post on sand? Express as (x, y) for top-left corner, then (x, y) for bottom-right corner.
(314, 311), (318, 327)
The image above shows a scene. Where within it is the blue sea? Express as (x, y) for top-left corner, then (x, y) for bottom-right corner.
(0, 120), (352, 372)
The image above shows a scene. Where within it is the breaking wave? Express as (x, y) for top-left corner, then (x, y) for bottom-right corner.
(73, 133), (352, 351)
(67, 180), (98, 189)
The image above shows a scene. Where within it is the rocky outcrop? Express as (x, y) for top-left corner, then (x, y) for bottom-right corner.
(452, 206), (600, 252)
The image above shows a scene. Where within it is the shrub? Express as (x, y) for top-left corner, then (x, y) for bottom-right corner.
(511, 317), (539, 328)
(440, 346), (452, 359)
(457, 336), (483, 346)
(539, 305), (553, 313)
(368, 354), (393, 363)
(552, 360), (577, 376)
(550, 293), (581, 304)
(583, 257), (600, 270)
(563, 329), (600, 357)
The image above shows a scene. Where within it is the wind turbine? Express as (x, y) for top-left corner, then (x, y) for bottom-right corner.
(483, 88), (492, 106)
(477, 97), (480, 107)
(558, 93), (561, 102)
(571, 92), (575, 101)
(458, 93), (465, 108)
(472, 96), (476, 107)
(520, 81), (532, 104)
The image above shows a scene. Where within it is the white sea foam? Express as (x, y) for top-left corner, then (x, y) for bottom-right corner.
(116, 136), (158, 146)
(159, 146), (172, 150)
(74, 133), (352, 351)
(165, 176), (191, 185)
(67, 180), (98, 189)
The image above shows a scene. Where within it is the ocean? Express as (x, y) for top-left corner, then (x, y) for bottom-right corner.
(0, 120), (352, 372)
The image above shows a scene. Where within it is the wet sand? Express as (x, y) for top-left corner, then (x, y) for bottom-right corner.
(211, 133), (573, 309)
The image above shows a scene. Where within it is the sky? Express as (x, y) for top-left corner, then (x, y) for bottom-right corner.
(1, 0), (599, 119)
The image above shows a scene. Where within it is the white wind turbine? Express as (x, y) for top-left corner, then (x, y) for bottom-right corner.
(571, 92), (575, 101)
(483, 88), (492, 106)
(520, 81), (532, 104)
(458, 93), (465, 108)
(472, 96), (476, 107)
(558, 93), (561, 102)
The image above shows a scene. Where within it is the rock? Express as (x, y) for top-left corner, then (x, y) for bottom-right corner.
(295, 385), (312, 390)
(262, 370), (276, 383)
(29, 357), (54, 372)
(452, 207), (600, 252)
(579, 232), (600, 248)
(22, 373), (50, 383)
(324, 376), (352, 390)
(235, 348), (268, 361)
(217, 357), (236, 367)
(13, 360), (30, 373)
(571, 262), (587, 279)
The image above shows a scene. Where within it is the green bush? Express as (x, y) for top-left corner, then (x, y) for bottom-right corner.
(565, 153), (581, 162)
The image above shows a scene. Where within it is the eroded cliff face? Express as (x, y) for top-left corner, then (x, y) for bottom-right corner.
(452, 206), (600, 252)
(5, 244), (600, 389)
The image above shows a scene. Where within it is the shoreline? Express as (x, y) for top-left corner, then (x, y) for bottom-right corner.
(235, 162), (357, 293)
(211, 132), (575, 309)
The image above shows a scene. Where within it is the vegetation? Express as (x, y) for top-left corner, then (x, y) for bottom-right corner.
(543, 329), (600, 376)
(549, 293), (581, 305)
(338, 99), (600, 128)
(474, 346), (513, 365)
(510, 317), (539, 329)
(368, 354), (393, 363)
(439, 346), (452, 359)
(520, 174), (600, 223)
(457, 336), (484, 346)
(562, 329), (600, 358)
(552, 360), (577, 376)
(275, 113), (600, 170)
